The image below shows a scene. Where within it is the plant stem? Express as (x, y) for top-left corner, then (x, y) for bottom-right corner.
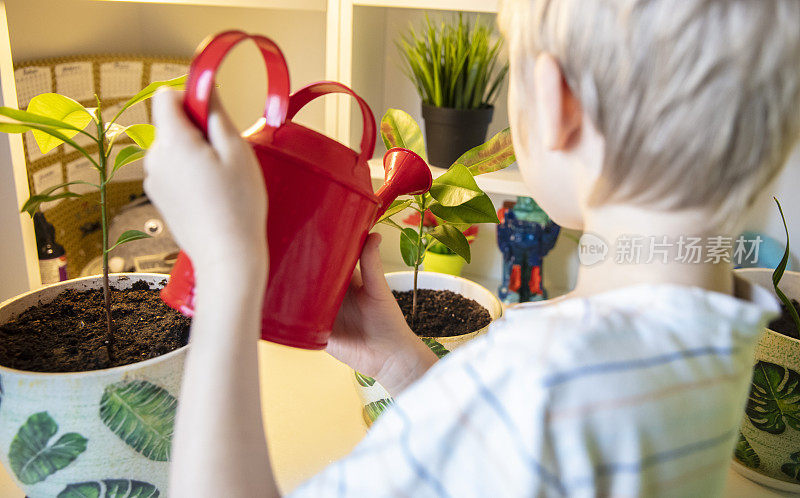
(96, 100), (114, 365)
(411, 201), (427, 329)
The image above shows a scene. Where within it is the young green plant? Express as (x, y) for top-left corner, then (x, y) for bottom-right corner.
(377, 109), (516, 325)
(0, 76), (186, 364)
(397, 14), (508, 110)
(773, 197), (800, 339)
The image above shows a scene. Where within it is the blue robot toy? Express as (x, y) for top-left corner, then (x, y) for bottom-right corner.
(497, 197), (560, 304)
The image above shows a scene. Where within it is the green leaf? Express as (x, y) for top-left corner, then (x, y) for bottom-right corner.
(745, 361), (800, 434)
(363, 399), (393, 425)
(421, 337), (450, 359)
(8, 412), (87, 485)
(122, 124), (156, 149)
(429, 163), (483, 207)
(378, 199), (413, 224)
(354, 371), (376, 387)
(781, 451), (800, 482)
(429, 194), (499, 224)
(457, 128), (516, 175)
(399, 227), (421, 267)
(112, 145), (145, 177)
(733, 432), (760, 469)
(379, 217), (403, 231)
(21, 192), (81, 217)
(429, 225), (471, 263)
(99, 380), (177, 461)
(772, 198), (800, 338)
(380, 109), (426, 159)
(112, 75), (186, 124)
(26, 94), (94, 153)
(58, 479), (160, 498)
(110, 230), (152, 251)
(0, 118), (93, 158)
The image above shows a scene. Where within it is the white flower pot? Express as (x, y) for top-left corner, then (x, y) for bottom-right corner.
(355, 271), (503, 425)
(733, 268), (800, 493)
(0, 274), (188, 498)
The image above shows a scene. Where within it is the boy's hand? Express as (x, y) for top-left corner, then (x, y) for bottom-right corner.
(144, 89), (267, 279)
(327, 234), (438, 396)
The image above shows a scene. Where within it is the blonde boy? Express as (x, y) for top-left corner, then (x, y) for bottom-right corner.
(143, 0), (800, 496)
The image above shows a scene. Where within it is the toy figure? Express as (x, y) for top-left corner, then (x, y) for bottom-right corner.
(496, 196), (560, 303)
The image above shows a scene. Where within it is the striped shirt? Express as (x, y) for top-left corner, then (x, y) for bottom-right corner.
(291, 277), (778, 497)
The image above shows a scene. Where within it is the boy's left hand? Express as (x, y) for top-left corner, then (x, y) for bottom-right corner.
(144, 89), (267, 278)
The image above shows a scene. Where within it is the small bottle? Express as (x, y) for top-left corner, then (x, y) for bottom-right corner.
(33, 212), (68, 284)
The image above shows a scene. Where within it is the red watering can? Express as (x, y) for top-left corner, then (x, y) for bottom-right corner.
(160, 31), (432, 350)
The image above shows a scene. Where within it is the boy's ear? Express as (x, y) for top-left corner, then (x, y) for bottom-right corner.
(534, 53), (582, 151)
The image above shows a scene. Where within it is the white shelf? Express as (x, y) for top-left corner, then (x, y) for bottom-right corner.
(369, 157), (529, 198)
(352, 0), (498, 13)
(91, 0), (326, 11)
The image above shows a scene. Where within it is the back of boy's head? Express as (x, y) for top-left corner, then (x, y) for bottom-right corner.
(499, 0), (800, 225)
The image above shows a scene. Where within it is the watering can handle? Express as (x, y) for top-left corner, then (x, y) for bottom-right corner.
(183, 30), (291, 138)
(286, 82), (376, 165)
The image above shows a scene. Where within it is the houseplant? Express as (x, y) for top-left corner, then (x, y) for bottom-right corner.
(398, 15), (508, 167)
(356, 108), (514, 423)
(0, 78), (190, 497)
(734, 198), (800, 492)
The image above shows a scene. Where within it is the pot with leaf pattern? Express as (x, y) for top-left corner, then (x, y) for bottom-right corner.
(354, 271), (503, 425)
(0, 274), (186, 498)
(733, 268), (800, 493)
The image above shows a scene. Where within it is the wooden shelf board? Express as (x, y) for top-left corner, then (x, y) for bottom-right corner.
(91, 0), (326, 11)
(352, 0), (498, 14)
(368, 157), (529, 198)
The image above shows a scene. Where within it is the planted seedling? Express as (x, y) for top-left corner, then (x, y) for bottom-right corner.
(377, 108), (515, 325)
(772, 197), (800, 339)
(0, 76), (186, 364)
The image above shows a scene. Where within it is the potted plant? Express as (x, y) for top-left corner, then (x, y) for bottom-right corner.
(356, 108), (515, 424)
(402, 209), (478, 276)
(734, 198), (800, 493)
(398, 14), (508, 167)
(0, 77), (190, 497)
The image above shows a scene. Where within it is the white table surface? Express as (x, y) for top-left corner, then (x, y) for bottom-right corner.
(0, 342), (796, 497)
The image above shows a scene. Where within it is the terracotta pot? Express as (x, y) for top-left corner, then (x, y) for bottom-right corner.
(354, 271), (503, 425)
(0, 274), (187, 498)
(733, 268), (800, 493)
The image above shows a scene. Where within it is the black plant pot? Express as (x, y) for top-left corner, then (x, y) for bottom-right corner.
(422, 103), (494, 168)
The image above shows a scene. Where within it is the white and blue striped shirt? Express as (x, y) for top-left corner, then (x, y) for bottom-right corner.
(292, 278), (777, 497)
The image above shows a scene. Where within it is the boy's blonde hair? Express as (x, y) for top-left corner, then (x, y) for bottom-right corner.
(499, 0), (800, 224)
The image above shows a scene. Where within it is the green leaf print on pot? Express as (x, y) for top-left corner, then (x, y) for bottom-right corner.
(734, 432), (761, 469)
(746, 361), (800, 434)
(363, 399), (393, 425)
(8, 411), (88, 485)
(781, 452), (800, 482)
(58, 479), (160, 497)
(421, 337), (450, 359)
(354, 371), (376, 387)
(99, 379), (177, 461)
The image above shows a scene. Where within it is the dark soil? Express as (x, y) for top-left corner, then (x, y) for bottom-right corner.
(769, 299), (800, 340)
(0, 280), (191, 373)
(394, 289), (491, 338)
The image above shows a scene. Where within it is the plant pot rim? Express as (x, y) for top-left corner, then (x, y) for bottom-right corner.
(384, 270), (504, 337)
(735, 268), (800, 345)
(0, 272), (189, 378)
(421, 103), (495, 112)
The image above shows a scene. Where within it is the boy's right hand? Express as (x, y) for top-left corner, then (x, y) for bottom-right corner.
(327, 233), (438, 396)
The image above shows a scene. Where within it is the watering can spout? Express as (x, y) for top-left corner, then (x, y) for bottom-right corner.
(374, 148), (433, 223)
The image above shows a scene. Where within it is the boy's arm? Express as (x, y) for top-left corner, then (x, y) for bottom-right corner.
(145, 89), (278, 497)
